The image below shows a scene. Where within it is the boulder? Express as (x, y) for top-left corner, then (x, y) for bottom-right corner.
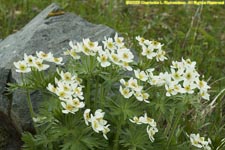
(0, 3), (115, 147)
(0, 68), (22, 149)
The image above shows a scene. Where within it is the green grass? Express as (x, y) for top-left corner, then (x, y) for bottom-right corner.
(0, 0), (224, 148)
(0, 0), (224, 85)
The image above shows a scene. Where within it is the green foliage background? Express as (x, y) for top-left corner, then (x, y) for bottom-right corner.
(0, 0), (224, 149)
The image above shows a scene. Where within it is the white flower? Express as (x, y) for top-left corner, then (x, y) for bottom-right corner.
(73, 86), (84, 100)
(114, 33), (124, 47)
(109, 52), (120, 65)
(150, 40), (163, 50)
(121, 62), (133, 71)
(158, 72), (171, 85)
(190, 133), (203, 148)
(142, 45), (157, 59)
(34, 58), (49, 71)
(183, 81), (196, 94)
(195, 79), (210, 91)
(57, 70), (75, 83)
(83, 38), (99, 51)
(69, 49), (81, 59)
(84, 109), (91, 125)
(24, 53), (35, 67)
(171, 61), (184, 70)
(130, 113), (158, 142)
(171, 68), (183, 82)
(90, 115), (104, 133)
(134, 69), (148, 82)
(139, 113), (156, 127)
(94, 109), (105, 120)
(36, 51), (53, 61)
(61, 101), (78, 114)
(148, 75), (162, 86)
(146, 68), (155, 77)
(129, 116), (142, 124)
(71, 98), (85, 109)
(155, 50), (167, 62)
(120, 79), (129, 87)
(14, 60), (31, 73)
(134, 92), (150, 103)
(147, 125), (158, 142)
(69, 41), (82, 52)
(117, 48), (134, 62)
(128, 78), (143, 92)
(103, 37), (116, 50)
(97, 52), (111, 67)
(174, 84), (185, 94)
(84, 109), (110, 140)
(182, 58), (196, 70)
(47, 83), (56, 93)
(165, 82), (181, 96)
(55, 87), (72, 99)
(102, 125), (110, 140)
(49, 57), (64, 65)
(119, 86), (133, 99)
(81, 43), (93, 56)
(66, 41), (81, 59)
(183, 69), (198, 82)
(199, 90), (210, 100)
(57, 81), (72, 93)
(189, 133), (211, 149)
(136, 36), (146, 46)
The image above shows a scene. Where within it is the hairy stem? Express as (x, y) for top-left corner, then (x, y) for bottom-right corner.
(166, 112), (182, 148)
(113, 122), (121, 150)
(86, 79), (91, 108)
(26, 89), (35, 118)
(100, 84), (104, 109)
(94, 77), (99, 109)
(21, 73), (35, 118)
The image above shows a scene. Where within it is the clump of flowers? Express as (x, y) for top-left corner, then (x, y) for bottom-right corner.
(190, 133), (212, 150)
(119, 77), (150, 103)
(12, 33), (218, 150)
(65, 33), (134, 71)
(136, 36), (167, 61)
(84, 109), (110, 140)
(130, 113), (158, 142)
(145, 58), (211, 100)
(14, 51), (63, 73)
(47, 69), (85, 114)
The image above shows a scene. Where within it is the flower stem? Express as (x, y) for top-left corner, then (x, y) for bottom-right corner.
(166, 112), (182, 148)
(21, 74), (35, 119)
(26, 89), (35, 118)
(100, 84), (104, 109)
(113, 122), (121, 150)
(94, 77), (99, 109)
(86, 78), (91, 108)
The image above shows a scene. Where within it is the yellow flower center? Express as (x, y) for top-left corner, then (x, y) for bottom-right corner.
(152, 41), (159, 46)
(101, 55), (107, 62)
(108, 42), (113, 49)
(41, 53), (47, 58)
(54, 58), (60, 62)
(123, 53), (129, 59)
(19, 65), (26, 71)
(66, 104), (73, 111)
(88, 41), (94, 48)
(112, 54), (119, 62)
(59, 91), (66, 97)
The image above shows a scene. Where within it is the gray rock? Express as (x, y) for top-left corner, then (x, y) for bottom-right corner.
(0, 3), (114, 70)
(0, 68), (22, 149)
(0, 2), (115, 137)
